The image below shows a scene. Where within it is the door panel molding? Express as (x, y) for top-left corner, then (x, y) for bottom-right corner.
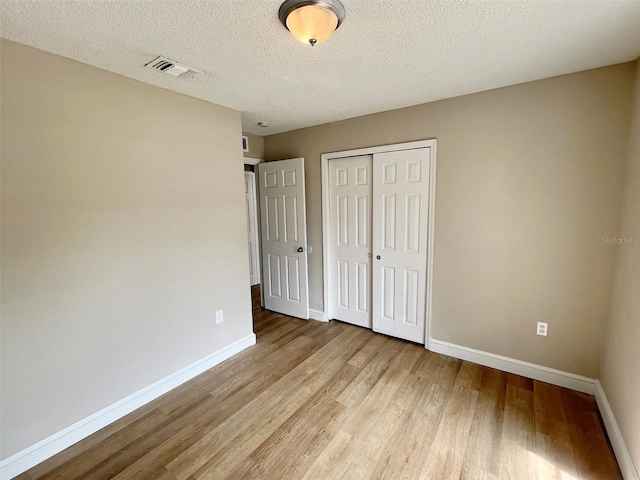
(321, 140), (437, 347)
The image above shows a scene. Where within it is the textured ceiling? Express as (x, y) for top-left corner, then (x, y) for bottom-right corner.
(1, 0), (640, 135)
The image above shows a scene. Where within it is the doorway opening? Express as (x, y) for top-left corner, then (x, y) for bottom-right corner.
(245, 156), (264, 319)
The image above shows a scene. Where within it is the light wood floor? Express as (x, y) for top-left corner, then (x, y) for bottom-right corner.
(19, 286), (621, 480)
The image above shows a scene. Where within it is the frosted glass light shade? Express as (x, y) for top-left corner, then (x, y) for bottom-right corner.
(279, 0), (345, 47)
(286, 5), (338, 46)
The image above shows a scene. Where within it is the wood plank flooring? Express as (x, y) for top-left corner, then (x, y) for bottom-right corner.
(18, 286), (621, 479)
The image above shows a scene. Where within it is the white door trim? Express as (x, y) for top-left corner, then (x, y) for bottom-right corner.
(321, 139), (437, 348)
(244, 172), (261, 286)
(244, 157), (264, 166)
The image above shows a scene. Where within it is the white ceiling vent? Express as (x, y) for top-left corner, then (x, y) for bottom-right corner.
(145, 56), (202, 79)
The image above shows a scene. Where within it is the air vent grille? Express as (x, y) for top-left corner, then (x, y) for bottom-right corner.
(145, 56), (202, 79)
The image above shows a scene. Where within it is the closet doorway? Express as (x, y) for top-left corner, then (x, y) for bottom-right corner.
(321, 140), (437, 346)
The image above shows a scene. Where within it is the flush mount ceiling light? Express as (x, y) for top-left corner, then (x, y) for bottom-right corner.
(279, 0), (346, 47)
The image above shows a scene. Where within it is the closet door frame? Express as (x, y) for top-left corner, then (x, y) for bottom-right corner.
(321, 139), (437, 348)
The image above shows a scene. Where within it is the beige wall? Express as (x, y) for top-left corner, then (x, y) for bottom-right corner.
(264, 63), (635, 378)
(242, 132), (264, 159)
(0, 41), (253, 459)
(600, 59), (640, 473)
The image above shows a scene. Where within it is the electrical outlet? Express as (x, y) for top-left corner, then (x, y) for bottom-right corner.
(537, 322), (548, 336)
(216, 309), (224, 324)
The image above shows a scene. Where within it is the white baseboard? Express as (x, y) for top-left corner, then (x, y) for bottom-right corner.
(594, 381), (639, 480)
(429, 339), (640, 478)
(429, 339), (596, 394)
(0, 333), (257, 480)
(309, 308), (327, 322)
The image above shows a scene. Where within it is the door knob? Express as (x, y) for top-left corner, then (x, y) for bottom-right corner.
(367, 253), (372, 258)
(297, 247), (304, 253)
(376, 255), (381, 260)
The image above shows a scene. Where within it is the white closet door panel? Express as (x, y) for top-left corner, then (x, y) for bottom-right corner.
(329, 155), (373, 328)
(372, 148), (431, 343)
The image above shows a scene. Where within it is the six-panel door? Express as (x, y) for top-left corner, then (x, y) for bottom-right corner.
(328, 155), (373, 328)
(258, 158), (309, 320)
(371, 148), (431, 343)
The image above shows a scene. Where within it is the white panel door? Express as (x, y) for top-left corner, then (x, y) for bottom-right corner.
(258, 158), (309, 319)
(328, 155), (373, 328)
(372, 148), (431, 343)
(244, 172), (260, 286)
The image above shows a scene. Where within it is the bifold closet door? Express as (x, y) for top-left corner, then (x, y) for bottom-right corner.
(372, 148), (431, 344)
(328, 155), (373, 328)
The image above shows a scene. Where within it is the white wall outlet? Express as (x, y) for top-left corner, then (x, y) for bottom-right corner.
(537, 322), (548, 336)
(216, 309), (224, 324)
